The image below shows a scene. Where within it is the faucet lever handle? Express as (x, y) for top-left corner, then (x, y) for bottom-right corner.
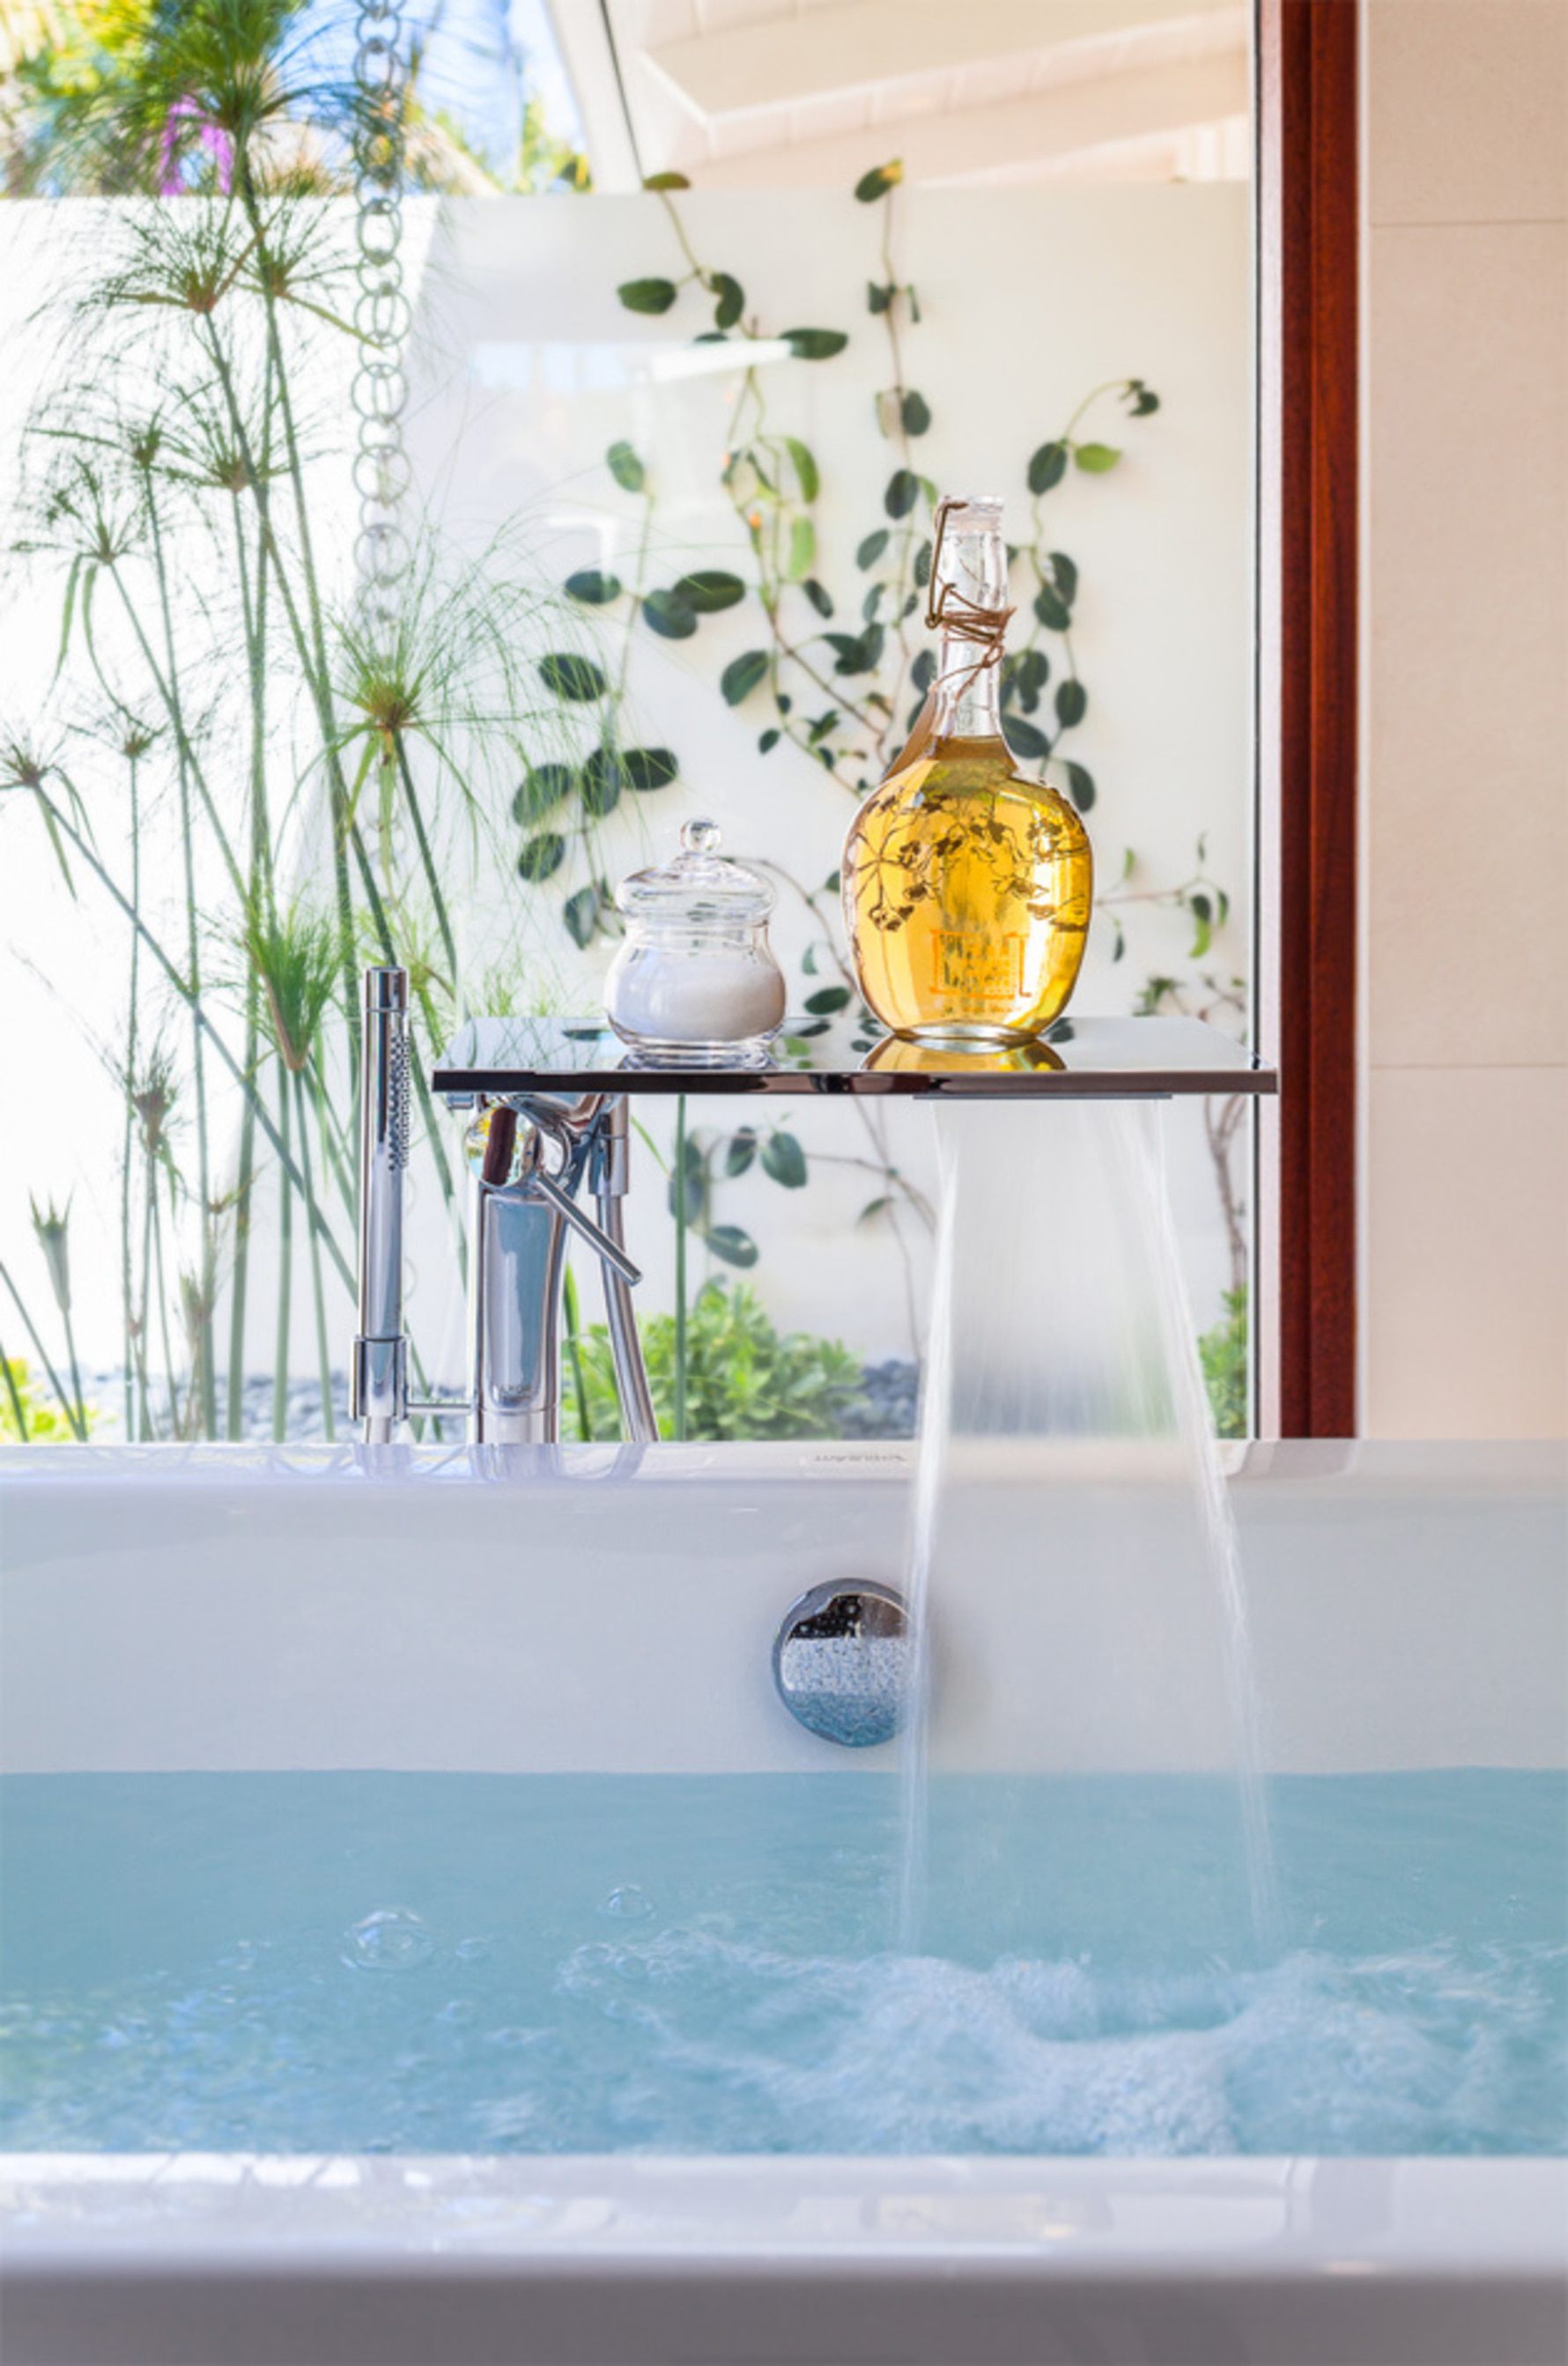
(524, 1165), (642, 1289)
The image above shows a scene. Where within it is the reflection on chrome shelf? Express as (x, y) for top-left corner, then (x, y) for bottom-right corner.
(432, 1014), (1277, 1101)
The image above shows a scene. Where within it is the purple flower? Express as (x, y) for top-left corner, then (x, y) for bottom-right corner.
(158, 97), (234, 195)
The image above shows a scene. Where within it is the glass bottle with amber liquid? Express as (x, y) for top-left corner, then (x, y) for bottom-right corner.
(842, 494), (1091, 1042)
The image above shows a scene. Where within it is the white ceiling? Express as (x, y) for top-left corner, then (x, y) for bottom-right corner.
(546, 0), (1252, 192)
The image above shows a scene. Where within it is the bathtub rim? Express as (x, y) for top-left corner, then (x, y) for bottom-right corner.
(1, 1435), (1562, 1493)
(2, 2152), (1565, 2274)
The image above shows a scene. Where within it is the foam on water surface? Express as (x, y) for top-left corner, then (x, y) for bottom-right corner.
(1, 1771), (1563, 2156)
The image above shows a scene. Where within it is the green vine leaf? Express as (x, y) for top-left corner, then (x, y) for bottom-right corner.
(804, 986), (850, 1015)
(726, 1129), (758, 1176)
(910, 649), (936, 693)
(642, 171), (690, 191)
(758, 727), (781, 753)
(623, 747), (678, 792)
(565, 568), (622, 605)
(1061, 760), (1096, 812)
(825, 631), (876, 676)
(761, 1131), (808, 1187)
(788, 515), (817, 580)
(563, 885), (602, 947)
(618, 277), (678, 314)
(706, 1224), (760, 1269)
(668, 1137), (706, 1225)
(721, 650), (769, 705)
(785, 437), (819, 501)
(884, 468), (918, 519)
(642, 588), (698, 640)
(1054, 678), (1087, 728)
(802, 578), (833, 617)
(1188, 892), (1214, 957)
(1048, 551), (1078, 603)
(854, 159), (904, 203)
(1027, 440), (1068, 495)
(517, 832), (566, 882)
(580, 747), (625, 817)
(874, 388), (901, 439)
(913, 536), (933, 588)
(1032, 583), (1070, 632)
(867, 281), (893, 314)
(707, 270), (745, 329)
(901, 389), (932, 436)
(1126, 379), (1160, 416)
(856, 528), (889, 568)
(783, 327), (848, 360)
(1076, 442), (1121, 473)
(675, 569), (746, 613)
(513, 763), (574, 824)
(1002, 714), (1049, 762)
(539, 652), (608, 701)
(606, 440), (646, 492)
(1009, 647), (1049, 711)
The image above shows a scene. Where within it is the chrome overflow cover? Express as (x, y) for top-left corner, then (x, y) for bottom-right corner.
(772, 1580), (911, 1749)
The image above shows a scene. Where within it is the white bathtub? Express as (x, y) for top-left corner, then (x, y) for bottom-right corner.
(0, 1438), (1564, 2366)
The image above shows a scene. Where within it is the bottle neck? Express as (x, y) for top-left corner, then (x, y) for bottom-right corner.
(931, 521), (1008, 743)
(936, 635), (1003, 739)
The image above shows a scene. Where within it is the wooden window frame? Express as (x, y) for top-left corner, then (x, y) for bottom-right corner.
(1256, 0), (1361, 1437)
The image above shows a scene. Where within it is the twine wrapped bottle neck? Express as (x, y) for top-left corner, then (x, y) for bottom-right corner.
(927, 495), (1012, 737)
(880, 495), (1015, 776)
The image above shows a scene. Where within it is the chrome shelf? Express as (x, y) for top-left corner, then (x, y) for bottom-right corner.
(433, 1015), (1277, 1102)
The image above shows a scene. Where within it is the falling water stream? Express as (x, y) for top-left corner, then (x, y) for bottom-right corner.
(898, 1098), (1280, 1954)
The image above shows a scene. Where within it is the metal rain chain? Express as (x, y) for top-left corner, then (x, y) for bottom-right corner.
(351, 0), (412, 641)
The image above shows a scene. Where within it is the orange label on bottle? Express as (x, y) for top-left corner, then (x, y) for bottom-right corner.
(930, 931), (1024, 1006)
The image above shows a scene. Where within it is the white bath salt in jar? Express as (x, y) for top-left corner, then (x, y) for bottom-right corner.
(605, 818), (788, 1066)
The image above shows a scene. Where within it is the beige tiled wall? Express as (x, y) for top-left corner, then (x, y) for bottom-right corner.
(1364, 0), (1568, 1437)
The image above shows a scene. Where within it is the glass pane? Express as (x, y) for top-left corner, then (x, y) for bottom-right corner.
(0, 2), (1255, 1444)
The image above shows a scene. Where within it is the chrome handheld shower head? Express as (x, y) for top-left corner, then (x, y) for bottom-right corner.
(352, 966), (410, 1442)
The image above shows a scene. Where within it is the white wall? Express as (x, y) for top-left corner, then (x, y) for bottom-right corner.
(402, 187), (1253, 1368)
(1362, 0), (1568, 1437)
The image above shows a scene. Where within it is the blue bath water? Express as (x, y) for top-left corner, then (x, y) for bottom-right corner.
(1, 1772), (1563, 2155)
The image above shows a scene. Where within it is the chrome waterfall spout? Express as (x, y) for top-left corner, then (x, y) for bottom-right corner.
(351, 968), (655, 1447)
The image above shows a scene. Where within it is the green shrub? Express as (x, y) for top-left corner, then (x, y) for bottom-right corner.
(1198, 1286), (1248, 1438)
(0, 1357), (93, 1442)
(570, 1280), (862, 1442)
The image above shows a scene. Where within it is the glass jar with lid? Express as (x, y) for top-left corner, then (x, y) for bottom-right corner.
(604, 819), (787, 1065)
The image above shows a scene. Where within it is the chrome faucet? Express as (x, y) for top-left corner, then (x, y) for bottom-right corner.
(351, 967), (655, 1445)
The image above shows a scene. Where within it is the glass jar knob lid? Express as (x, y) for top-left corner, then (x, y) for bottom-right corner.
(614, 818), (775, 923)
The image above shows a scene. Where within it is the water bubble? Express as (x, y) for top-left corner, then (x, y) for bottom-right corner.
(455, 1935), (492, 1962)
(341, 1908), (435, 1972)
(602, 1885), (654, 1922)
